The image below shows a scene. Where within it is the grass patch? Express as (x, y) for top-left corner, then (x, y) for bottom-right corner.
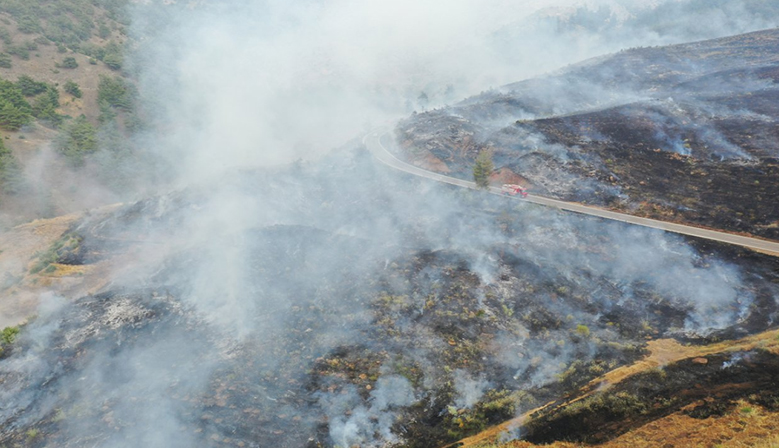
(29, 232), (82, 274)
(0, 325), (20, 358)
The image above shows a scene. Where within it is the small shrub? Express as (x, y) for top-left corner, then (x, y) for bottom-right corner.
(102, 41), (123, 70)
(98, 75), (135, 111)
(17, 16), (41, 34)
(98, 23), (111, 39)
(32, 87), (62, 125)
(103, 50), (122, 70)
(501, 304), (513, 317)
(1, 326), (19, 346)
(60, 57), (78, 69)
(6, 44), (30, 60)
(0, 27), (11, 45)
(57, 116), (98, 165)
(16, 75), (47, 97)
(64, 80), (82, 98)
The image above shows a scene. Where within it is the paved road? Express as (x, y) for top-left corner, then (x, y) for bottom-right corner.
(364, 131), (779, 257)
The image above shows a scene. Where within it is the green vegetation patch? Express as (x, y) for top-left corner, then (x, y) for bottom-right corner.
(0, 324), (20, 358)
(59, 56), (78, 68)
(443, 390), (533, 441)
(29, 232), (83, 274)
(97, 74), (134, 112)
(0, 75), (62, 129)
(56, 114), (97, 165)
(0, 136), (22, 194)
(0, 78), (32, 130)
(16, 74), (47, 96)
(0, 0), (128, 46)
(63, 80), (81, 98)
(473, 150), (493, 189)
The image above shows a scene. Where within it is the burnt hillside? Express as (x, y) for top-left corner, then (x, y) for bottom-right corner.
(2, 147), (778, 447)
(397, 28), (779, 239)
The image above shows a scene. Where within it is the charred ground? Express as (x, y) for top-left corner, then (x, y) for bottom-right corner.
(396, 28), (779, 239)
(1, 145), (779, 447)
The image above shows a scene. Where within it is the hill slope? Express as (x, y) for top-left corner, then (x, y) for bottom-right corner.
(0, 0), (145, 230)
(1, 144), (779, 447)
(397, 28), (779, 240)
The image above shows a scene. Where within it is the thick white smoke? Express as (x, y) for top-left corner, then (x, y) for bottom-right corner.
(1, 1), (776, 447)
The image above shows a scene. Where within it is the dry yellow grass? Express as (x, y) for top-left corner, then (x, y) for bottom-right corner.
(453, 329), (779, 448)
(42, 263), (92, 278)
(0, 203), (125, 327)
(473, 400), (779, 448)
(0, 213), (78, 327)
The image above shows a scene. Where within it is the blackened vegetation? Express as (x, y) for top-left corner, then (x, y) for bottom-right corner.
(678, 238), (779, 343)
(397, 28), (779, 239)
(518, 98), (779, 239)
(28, 232), (84, 273)
(0, 289), (207, 447)
(2, 150), (779, 447)
(522, 349), (779, 444)
(2, 233), (777, 447)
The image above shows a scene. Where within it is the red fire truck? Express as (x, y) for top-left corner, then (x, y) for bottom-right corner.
(501, 184), (528, 198)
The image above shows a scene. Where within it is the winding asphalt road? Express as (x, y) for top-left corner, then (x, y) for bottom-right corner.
(364, 131), (779, 257)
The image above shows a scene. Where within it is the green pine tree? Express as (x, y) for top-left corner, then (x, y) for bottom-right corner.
(473, 150), (494, 189)
(58, 115), (98, 165)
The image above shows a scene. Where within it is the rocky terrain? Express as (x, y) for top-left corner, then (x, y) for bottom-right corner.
(396, 28), (779, 240)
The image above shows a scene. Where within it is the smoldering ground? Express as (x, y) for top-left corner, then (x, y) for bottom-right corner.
(2, 1), (779, 448)
(1, 147), (778, 447)
(398, 24), (779, 245)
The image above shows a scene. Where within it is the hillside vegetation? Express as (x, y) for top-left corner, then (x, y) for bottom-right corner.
(0, 0), (145, 229)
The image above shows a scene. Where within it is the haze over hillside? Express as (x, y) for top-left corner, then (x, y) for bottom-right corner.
(398, 27), (779, 240)
(0, 1), (778, 448)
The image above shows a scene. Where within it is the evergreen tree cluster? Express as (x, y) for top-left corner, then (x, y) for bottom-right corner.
(56, 114), (96, 166)
(0, 0), (128, 71)
(0, 75), (63, 130)
(0, 0), (130, 48)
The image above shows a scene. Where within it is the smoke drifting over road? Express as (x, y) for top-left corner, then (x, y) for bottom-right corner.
(1, 1), (779, 447)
